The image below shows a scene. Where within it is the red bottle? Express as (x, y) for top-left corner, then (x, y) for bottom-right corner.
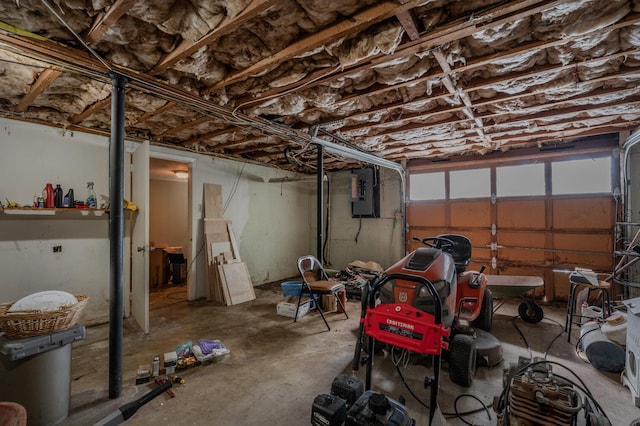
(43, 183), (54, 208)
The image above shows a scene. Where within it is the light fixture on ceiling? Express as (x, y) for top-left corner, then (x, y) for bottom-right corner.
(173, 170), (189, 179)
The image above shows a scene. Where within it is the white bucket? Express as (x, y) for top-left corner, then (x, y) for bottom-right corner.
(581, 305), (603, 324)
(601, 311), (627, 345)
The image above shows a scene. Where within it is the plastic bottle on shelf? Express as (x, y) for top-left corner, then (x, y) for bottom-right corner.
(86, 182), (97, 209)
(54, 184), (63, 208)
(43, 183), (54, 208)
(63, 188), (74, 208)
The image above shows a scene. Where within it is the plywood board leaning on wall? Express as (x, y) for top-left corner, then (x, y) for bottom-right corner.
(203, 183), (254, 306)
(204, 183), (223, 219)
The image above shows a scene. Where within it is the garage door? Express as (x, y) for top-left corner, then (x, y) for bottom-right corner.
(406, 140), (618, 302)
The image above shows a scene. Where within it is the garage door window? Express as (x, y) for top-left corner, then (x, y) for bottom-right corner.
(552, 157), (611, 195)
(409, 172), (445, 200)
(450, 168), (490, 199)
(496, 163), (545, 197)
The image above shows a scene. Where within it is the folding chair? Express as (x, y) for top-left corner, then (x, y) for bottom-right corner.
(295, 255), (349, 331)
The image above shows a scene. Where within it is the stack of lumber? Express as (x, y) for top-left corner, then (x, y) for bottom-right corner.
(204, 184), (255, 306)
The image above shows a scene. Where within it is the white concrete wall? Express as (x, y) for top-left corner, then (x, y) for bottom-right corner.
(316, 168), (404, 271)
(190, 157), (314, 290)
(0, 119), (117, 324)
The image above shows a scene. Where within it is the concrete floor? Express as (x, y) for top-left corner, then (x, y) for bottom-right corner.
(57, 282), (640, 426)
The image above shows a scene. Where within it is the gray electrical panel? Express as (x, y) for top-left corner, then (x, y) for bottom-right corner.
(350, 167), (380, 217)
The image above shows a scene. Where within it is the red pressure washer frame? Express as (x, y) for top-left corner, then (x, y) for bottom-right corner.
(363, 304), (450, 355)
(354, 273), (449, 424)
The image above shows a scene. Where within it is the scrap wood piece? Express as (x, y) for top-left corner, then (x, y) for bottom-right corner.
(223, 251), (237, 263)
(207, 261), (224, 304)
(217, 262), (232, 306)
(209, 241), (231, 261)
(221, 262), (255, 306)
(203, 183), (223, 219)
(204, 218), (229, 235)
(227, 223), (241, 261)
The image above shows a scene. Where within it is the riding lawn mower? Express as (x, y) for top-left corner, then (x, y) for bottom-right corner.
(312, 234), (494, 425)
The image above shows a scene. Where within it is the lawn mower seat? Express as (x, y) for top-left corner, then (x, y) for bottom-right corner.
(437, 234), (471, 274)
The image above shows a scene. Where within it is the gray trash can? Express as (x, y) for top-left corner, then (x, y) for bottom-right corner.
(0, 324), (85, 426)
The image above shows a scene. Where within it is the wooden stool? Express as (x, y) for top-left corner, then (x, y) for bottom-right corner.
(564, 278), (611, 343)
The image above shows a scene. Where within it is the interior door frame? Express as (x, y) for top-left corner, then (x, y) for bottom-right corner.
(131, 140), (150, 333)
(148, 149), (196, 301)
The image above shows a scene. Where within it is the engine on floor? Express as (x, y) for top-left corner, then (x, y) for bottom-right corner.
(312, 375), (415, 426)
(495, 357), (610, 426)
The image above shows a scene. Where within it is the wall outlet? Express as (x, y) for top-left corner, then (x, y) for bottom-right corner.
(53, 245), (62, 253)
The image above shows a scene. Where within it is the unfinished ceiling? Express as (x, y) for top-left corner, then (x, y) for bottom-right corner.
(0, 0), (639, 171)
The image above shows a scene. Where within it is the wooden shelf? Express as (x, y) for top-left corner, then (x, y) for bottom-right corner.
(0, 208), (109, 219)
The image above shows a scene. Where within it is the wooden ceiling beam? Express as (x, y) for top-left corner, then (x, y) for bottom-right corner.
(15, 68), (61, 112)
(395, 7), (420, 41)
(70, 95), (113, 124)
(204, 1), (415, 94)
(432, 50), (491, 147)
(157, 116), (213, 138)
(232, 141), (288, 155)
(136, 101), (177, 124)
(85, 0), (136, 44)
(150, 0), (279, 74)
(180, 127), (239, 146)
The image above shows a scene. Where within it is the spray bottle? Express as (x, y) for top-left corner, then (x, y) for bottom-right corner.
(86, 182), (97, 209)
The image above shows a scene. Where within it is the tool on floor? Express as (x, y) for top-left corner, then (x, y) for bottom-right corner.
(495, 356), (611, 425)
(92, 380), (172, 426)
(172, 375), (185, 384)
(155, 377), (175, 398)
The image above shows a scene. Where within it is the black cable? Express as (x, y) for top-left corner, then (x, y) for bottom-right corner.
(394, 360), (430, 410)
(185, 240), (206, 282)
(453, 394), (492, 425)
(392, 353), (493, 420)
(355, 216), (362, 243)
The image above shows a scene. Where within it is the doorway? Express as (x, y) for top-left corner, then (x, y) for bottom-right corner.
(148, 158), (190, 311)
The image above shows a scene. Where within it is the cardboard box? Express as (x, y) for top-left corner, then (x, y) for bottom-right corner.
(322, 294), (337, 313)
(277, 296), (311, 318)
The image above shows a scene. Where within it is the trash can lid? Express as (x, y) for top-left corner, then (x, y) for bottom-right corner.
(0, 324), (85, 361)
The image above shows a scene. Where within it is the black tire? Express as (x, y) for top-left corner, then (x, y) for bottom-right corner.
(518, 302), (544, 324)
(449, 334), (476, 387)
(471, 288), (493, 332)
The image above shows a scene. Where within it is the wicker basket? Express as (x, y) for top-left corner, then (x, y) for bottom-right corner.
(0, 294), (89, 339)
